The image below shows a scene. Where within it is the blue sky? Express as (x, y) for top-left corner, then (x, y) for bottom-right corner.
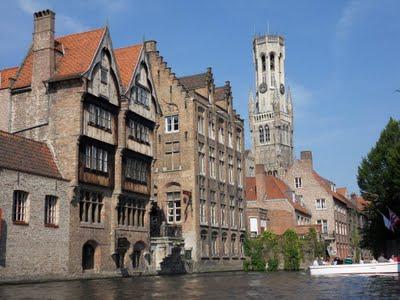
(1, 0), (400, 193)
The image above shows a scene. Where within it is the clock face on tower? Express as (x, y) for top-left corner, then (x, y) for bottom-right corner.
(280, 83), (285, 95)
(259, 82), (267, 94)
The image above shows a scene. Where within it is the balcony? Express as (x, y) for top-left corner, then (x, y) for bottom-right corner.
(156, 223), (182, 238)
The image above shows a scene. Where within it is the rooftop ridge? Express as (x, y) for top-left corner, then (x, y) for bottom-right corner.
(55, 27), (105, 40)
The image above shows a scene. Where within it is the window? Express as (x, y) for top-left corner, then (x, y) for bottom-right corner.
(270, 52), (275, 71)
(165, 115), (179, 133)
(228, 130), (233, 148)
(250, 218), (258, 236)
(117, 198), (145, 227)
(237, 159), (242, 187)
(201, 230), (209, 257)
(230, 206), (236, 228)
(200, 200), (207, 224)
(128, 120), (149, 144)
(228, 155), (234, 184)
(317, 219), (328, 234)
(211, 232), (218, 257)
(218, 127), (224, 144)
(165, 141), (180, 170)
(222, 233), (228, 256)
(239, 208), (244, 229)
(315, 198), (326, 210)
(261, 54), (266, 72)
(219, 151), (225, 182)
(295, 177), (302, 188)
(88, 104), (111, 130)
(221, 204), (227, 227)
(130, 86), (150, 106)
(85, 145), (108, 173)
(265, 125), (270, 142)
(240, 235), (245, 256)
(44, 195), (57, 226)
(198, 143), (205, 175)
(231, 234), (236, 255)
(167, 192), (181, 223)
(209, 121), (215, 139)
(211, 202), (217, 226)
(259, 126), (264, 143)
(12, 190), (28, 224)
(79, 191), (103, 224)
(236, 133), (242, 152)
(209, 147), (216, 178)
(125, 158), (148, 183)
(197, 113), (204, 134)
(100, 66), (108, 84)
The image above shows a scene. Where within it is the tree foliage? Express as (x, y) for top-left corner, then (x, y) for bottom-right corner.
(357, 118), (400, 256)
(282, 229), (301, 271)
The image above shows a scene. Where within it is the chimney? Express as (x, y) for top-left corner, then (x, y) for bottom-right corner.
(300, 151), (313, 168)
(255, 164), (266, 201)
(144, 40), (157, 52)
(32, 9), (55, 87)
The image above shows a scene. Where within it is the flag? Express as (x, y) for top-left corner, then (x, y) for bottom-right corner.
(379, 211), (393, 232)
(388, 208), (400, 230)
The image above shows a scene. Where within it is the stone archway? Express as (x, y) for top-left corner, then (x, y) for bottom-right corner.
(82, 240), (100, 271)
(131, 241), (146, 269)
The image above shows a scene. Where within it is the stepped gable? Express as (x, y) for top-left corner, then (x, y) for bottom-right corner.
(12, 28), (106, 89)
(0, 67), (18, 89)
(114, 44), (143, 90)
(0, 130), (62, 179)
(312, 171), (349, 205)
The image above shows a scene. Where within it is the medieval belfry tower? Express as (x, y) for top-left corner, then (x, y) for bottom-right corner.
(249, 35), (294, 177)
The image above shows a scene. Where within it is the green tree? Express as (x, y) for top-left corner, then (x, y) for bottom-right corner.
(282, 229), (301, 271)
(357, 118), (400, 256)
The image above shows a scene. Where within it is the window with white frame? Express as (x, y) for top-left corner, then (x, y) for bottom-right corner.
(12, 190), (29, 223)
(209, 147), (216, 178)
(165, 115), (179, 133)
(198, 142), (205, 175)
(315, 198), (326, 210)
(317, 219), (328, 234)
(228, 130), (233, 148)
(44, 195), (58, 226)
(85, 145), (109, 173)
(167, 192), (181, 223)
(88, 104), (111, 130)
(79, 191), (103, 224)
(228, 155), (234, 184)
(165, 141), (180, 170)
(295, 177), (302, 188)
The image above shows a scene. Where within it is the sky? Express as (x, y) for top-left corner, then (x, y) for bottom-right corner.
(1, 0), (400, 193)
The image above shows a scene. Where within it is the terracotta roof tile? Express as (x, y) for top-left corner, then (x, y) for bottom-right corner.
(114, 44), (143, 90)
(312, 171), (349, 205)
(12, 28), (105, 89)
(0, 130), (62, 179)
(244, 177), (257, 200)
(0, 67), (18, 89)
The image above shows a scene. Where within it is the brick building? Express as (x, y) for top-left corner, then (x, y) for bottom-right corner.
(0, 131), (69, 280)
(245, 164), (315, 237)
(0, 10), (159, 275)
(145, 41), (246, 272)
(283, 151), (351, 258)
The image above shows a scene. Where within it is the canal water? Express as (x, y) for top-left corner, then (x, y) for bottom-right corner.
(1, 271), (400, 299)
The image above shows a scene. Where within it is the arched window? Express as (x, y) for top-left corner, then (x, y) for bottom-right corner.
(231, 234), (237, 256)
(261, 54), (266, 72)
(132, 241), (145, 269)
(259, 126), (265, 143)
(201, 230), (209, 257)
(270, 53), (275, 71)
(239, 234), (245, 257)
(273, 170), (278, 177)
(222, 232), (228, 256)
(211, 232), (218, 257)
(265, 125), (270, 142)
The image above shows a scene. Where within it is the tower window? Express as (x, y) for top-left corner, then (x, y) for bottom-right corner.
(259, 126), (264, 143)
(265, 125), (270, 142)
(261, 54), (266, 72)
(270, 53), (275, 71)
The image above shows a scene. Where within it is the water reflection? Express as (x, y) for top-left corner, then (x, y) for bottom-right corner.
(0, 272), (400, 300)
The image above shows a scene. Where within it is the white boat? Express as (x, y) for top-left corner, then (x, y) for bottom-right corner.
(309, 262), (400, 275)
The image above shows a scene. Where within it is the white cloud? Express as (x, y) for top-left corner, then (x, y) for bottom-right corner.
(335, 0), (373, 41)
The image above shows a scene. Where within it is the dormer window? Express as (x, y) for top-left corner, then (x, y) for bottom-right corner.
(88, 104), (111, 131)
(131, 86), (150, 107)
(100, 66), (108, 84)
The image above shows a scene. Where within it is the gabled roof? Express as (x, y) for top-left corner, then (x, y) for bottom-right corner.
(215, 85), (229, 101)
(312, 171), (349, 205)
(0, 67), (18, 89)
(12, 28), (106, 89)
(0, 130), (62, 179)
(114, 44), (143, 90)
(244, 175), (311, 216)
(178, 72), (208, 90)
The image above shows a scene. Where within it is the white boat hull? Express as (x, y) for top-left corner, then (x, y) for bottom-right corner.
(309, 262), (400, 275)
